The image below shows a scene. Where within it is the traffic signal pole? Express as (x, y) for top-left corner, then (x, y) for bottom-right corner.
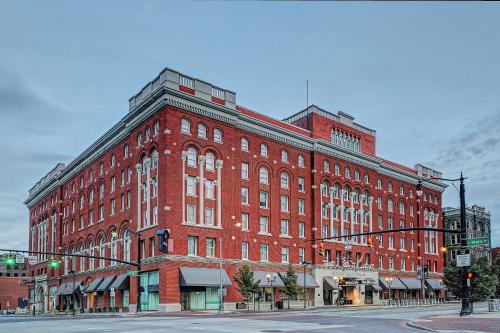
(459, 173), (472, 316)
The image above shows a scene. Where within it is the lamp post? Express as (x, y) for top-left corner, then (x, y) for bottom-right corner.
(416, 180), (426, 300)
(218, 222), (242, 312)
(301, 261), (310, 309)
(333, 276), (339, 306)
(265, 273), (276, 310)
(385, 277), (393, 301)
(68, 269), (76, 315)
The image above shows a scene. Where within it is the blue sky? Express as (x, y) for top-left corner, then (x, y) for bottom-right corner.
(0, 1), (499, 249)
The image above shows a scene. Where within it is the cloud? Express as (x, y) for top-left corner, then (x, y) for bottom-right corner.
(427, 108), (500, 246)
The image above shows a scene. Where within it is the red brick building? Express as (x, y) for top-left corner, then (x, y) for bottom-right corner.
(25, 68), (446, 313)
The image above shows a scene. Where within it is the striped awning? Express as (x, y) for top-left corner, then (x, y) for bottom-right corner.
(399, 278), (422, 290)
(426, 279), (444, 290)
(253, 271), (285, 288)
(379, 278), (407, 290)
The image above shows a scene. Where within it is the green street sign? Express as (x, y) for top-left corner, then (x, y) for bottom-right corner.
(466, 238), (489, 246)
(127, 270), (140, 276)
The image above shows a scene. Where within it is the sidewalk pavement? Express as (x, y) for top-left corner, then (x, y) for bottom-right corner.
(407, 311), (500, 333)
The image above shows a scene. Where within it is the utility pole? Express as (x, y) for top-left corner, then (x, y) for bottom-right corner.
(459, 173), (472, 316)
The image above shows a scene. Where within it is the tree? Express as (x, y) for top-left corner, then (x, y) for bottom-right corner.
(492, 257), (500, 297)
(281, 264), (299, 309)
(233, 265), (260, 307)
(444, 256), (498, 302)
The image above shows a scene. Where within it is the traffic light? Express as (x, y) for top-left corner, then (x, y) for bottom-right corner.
(423, 264), (429, 278)
(3, 254), (15, 268)
(367, 237), (374, 248)
(48, 256), (61, 269)
(466, 271), (477, 280)
(319, 243), (325, 256)
(157, 229), (170, 254)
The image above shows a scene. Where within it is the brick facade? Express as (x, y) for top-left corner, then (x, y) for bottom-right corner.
(25, 68), (446, 312)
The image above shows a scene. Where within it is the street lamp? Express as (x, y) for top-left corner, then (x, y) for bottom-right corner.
(112, 227), (141, 313)
(68, 269), (76, 315)
(219, 222), (242, 312)
(416, 180), (426, 300)
(265, 273), (276, 310)
(301, 261), (310, 309)
(385, 277), (393, 301)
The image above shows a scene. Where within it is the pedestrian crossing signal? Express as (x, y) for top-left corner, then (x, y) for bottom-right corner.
(466, 271), (477, 279)
(319, 243), (325, 256)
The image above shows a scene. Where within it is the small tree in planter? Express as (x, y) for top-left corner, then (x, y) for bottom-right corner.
(281, 264), (299, 309)
(234, 264), (260, 310)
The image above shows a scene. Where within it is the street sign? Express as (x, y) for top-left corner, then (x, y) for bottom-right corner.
(127, 270), (140, 276)
(466, 238), (488, 246)
(28, 256), (37, 266)
(456, 254), (471, 267)
(15, 253), (25, 264)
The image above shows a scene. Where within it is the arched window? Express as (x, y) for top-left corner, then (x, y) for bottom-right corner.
(145, 126), (151, 141)
(99, 162), (104, 175)
(197, 124), (207, 139)
(123, 144), (129, 159)
(259, 167), (269, 184)
(399, 202), (405, 214)
(388, 199), (394, 212)
(142, 155), (148, 174)
(345, 167), (350, 178)
(99, 182), (104, 199)
(123, 229), (131, 262)
(187, 147), (197, 167)
(88, 240), (95, 270)
(99, 236), (105, 268)
(154, 120), (160, 136)
(80, 196), (84, 209)
(333, 184), (340, 198)
(110, 232), (118, 266)
(281, 150), (288, 163)
(260, 144), (268, 157)
(79, 244), (85, 272)
(111, 154), (116, 167)
(424, 208), (429, 220)
(388, 182), (393, 193)
(280, 172), (289, 189)
(151, 149), (158, 169)
(137, 131), (142, 146)
(364, 173), (369, 183)
(342, 186), (350, 201)
(205, 152), (215, 171)
(89, 189), (94, 204)
(297, 155), (305, 168)
(70, 246), (76, 271)
(181, 119), (191, 134)
(321, 181), (329, 196)
(324, 160), (330, 172)
(63, 249), (68, 275)
(377, 179), (382, 189)
(353, 189), (360, 203)
(214, 128), (222, 143)
(241, 138), (249, 151)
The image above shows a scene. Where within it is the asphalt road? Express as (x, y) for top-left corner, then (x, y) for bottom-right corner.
(0, 303), (486, 333)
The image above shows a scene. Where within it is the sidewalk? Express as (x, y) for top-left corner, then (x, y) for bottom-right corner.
(407, 311), (500, 333)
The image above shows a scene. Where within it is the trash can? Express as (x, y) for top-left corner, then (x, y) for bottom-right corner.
(276, 300), (284, 310)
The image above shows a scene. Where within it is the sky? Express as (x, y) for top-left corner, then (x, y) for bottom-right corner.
(0, 1), (499, 250)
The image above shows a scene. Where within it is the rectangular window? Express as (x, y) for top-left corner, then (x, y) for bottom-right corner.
(242, 242), (249, 260)
(205, 208), (214, 226)
(281, 247), (289, 263)
(389, 257), (394, 270)
(400, 237), (405, 250)
(206, 238), (216, 257)
(259, 216), (269, 234)
(187, 204), (196, 224)
(377, 197), (382, 210)
(298, 222), (305, 238)
(188, 236), (198, 256)
(399, 219), (405, 229)
(79, 215), (84, 230)
(298, 199), (305, 215)
(322, 224), (328, 239)
(241, 213), (249, 231)
(388, 236), (394, 249)
(153, 206), (158, 225)
(205, 180), (214, 199)
(280, 220), (289, 236)
(127, 167), (132, 183)
(110, 198), (115, 215)
(401, 258), (406, 271)
(121, 170), (125, 187)
(280, 195), (289, 212)
(142, 183), (147, 201)
(127, 191), (131, 209)
(187, 176), (196, 196)
(298, 177), (305, 192)
(378, 234), (383, 247)
(241, 162), (249, 179)
(121, 193), (125, 211)
(299, 248), (305, 263)
(89, 210), (94, 225)
(388, 218), (393, 230)
(260, 244), (268, 261)
(378, 256), (383, 269)
(111, 176), (116, 193)
(259, 191), (268, 208)
(241, 187), (249, 205)
(152, 177), (158, 197)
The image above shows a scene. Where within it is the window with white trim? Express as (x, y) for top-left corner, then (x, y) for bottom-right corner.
(260, 244), (268, 261)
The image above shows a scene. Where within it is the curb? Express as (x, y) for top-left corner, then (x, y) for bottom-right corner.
(406, 321), (438, 332)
